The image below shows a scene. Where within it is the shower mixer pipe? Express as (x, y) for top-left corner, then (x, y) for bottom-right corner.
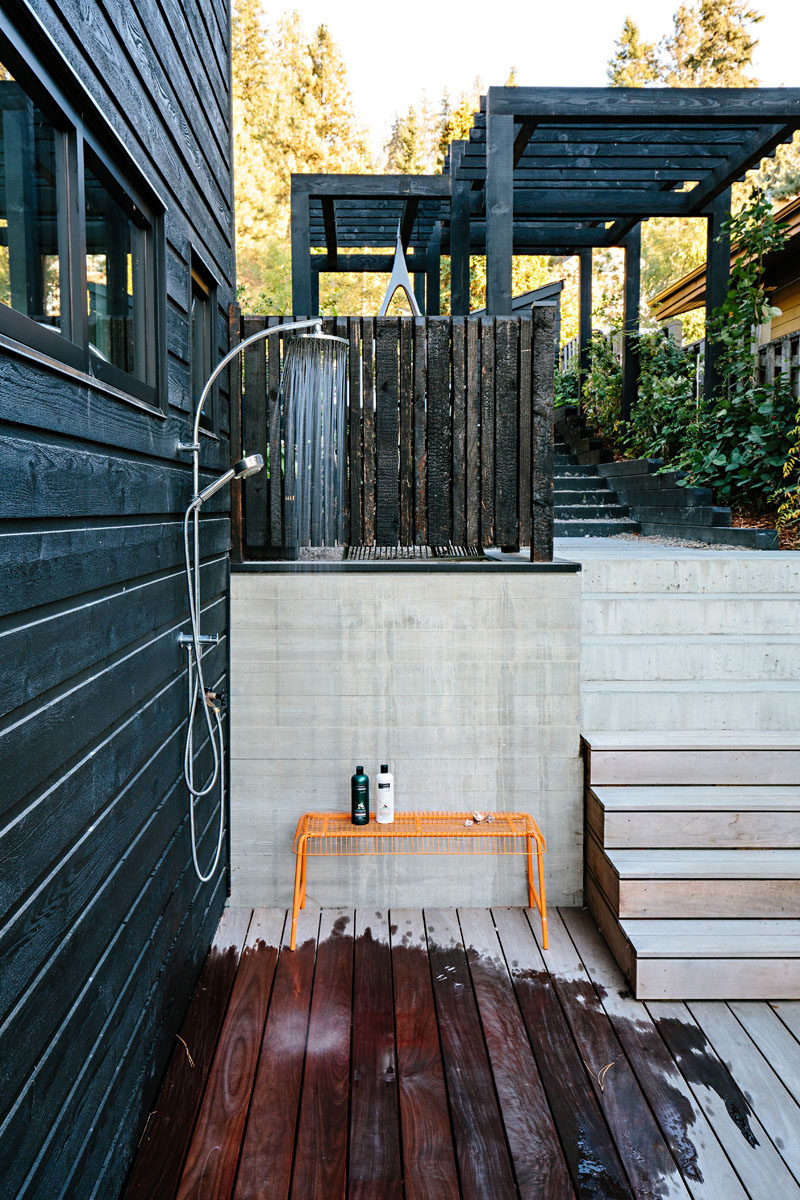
(179, 315), (322, 883)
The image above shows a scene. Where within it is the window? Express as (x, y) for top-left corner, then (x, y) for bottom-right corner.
(0, 32), (163, 407)
(190, 256), (216, 431)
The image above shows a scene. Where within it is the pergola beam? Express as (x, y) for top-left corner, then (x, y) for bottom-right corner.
(621, 224), (641, 423)
(704, 187), (732, 404)
(513, 118), (538, 166)
(310, 253), (434, 273)
(293, 174), (451, 199)
(689, 123), (792, 209)
(485, 86), (800, 123)
(485, 107), (514, 314)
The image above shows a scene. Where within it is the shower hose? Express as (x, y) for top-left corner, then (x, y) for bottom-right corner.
(183, 505), (225, 883)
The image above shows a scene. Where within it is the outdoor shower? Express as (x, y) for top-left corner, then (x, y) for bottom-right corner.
(178, 316), (348, 882)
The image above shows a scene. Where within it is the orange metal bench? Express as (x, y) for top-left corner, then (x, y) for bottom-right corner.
(290, 810), (548, 950)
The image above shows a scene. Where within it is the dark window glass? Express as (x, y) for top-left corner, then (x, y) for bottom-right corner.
(84, 154), (148, 378)
(191, 265), (215, 429)
(0, 61), (64, 331)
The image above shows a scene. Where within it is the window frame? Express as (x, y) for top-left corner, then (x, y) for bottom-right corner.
(189, 248), (219, 433)
(0, 11), (166, 412)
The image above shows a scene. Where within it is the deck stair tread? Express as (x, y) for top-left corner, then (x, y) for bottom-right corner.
(619, 919), (800, 958)
(604, 848), (800, 879)
(592, 785), (800, 811)
(583, 730), (800, 750)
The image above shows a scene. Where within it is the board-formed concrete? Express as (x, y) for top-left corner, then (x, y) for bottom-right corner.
(566, 544), (800, 732)
(230, 569), (583, 908)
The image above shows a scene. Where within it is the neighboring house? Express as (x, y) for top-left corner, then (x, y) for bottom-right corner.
(650, 194), (800, 342)
(472, 278), (564, 349)
(0, 1), (236, 1195)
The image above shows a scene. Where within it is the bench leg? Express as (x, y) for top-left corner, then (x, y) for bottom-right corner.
(299, 847), (308, 910)
(290, 847), (305, 951)
(537, 843), (548, 950)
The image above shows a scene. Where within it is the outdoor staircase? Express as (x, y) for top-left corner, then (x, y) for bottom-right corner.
(554, 440), (641, 537)
(583, 733), (800, 999)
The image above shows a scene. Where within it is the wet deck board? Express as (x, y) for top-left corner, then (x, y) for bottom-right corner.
(123, 907), (800, 1199)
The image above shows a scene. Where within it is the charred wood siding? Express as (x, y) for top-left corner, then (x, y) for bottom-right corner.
(0, 2), (235, 1197)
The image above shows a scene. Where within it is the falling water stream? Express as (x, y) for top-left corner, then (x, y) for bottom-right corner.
(281, 333), (349, 550)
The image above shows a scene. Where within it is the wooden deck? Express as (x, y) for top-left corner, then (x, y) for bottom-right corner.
(124, 906), (800, 1200)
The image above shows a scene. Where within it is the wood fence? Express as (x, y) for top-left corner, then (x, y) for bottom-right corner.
(228, 308), (556, 561)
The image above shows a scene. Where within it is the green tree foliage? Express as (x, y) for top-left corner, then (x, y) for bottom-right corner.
(607, 18), (660, 86)
(665, 0), (762, 86)
(232, 1), (380, 314)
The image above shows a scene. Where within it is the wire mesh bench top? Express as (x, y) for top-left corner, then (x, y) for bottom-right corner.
(290, 811), (548, 950)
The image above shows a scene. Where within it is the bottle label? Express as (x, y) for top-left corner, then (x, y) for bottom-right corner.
(378, 782), (390, 789)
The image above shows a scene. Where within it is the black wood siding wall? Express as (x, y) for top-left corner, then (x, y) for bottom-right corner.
(0, 1), (236, 1195)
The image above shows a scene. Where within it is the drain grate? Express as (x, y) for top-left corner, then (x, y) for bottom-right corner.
(345, 544), (483, 561)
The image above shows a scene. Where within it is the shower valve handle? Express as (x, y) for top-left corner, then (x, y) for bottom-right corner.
(178, 632), (220, 647)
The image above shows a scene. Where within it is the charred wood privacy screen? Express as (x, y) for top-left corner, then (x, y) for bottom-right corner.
(229, 308), (555, 560)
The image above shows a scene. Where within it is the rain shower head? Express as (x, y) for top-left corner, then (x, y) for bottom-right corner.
(194, 453), (264, 506)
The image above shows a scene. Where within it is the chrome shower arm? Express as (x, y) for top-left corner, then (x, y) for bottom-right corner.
(190, 316), (323, 448)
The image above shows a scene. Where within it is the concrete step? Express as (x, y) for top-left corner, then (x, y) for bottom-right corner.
(578, 556), (800, 595)
(554, 488), (616, 505)
(555, 518), (641, 537)
(556, 503), (634, 520)
(581, 635), (800, 682)
(587, 841), (800, 919)
(581, 679), (800, 731)
(582, 731), (800, 785)
(587, 785), (800, 848)
(582, 593), (800, 636)
(553, 465), (598, 478)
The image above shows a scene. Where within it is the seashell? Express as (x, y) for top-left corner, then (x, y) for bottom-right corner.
(464, 818), (473, 827)
(472, 811), (485, 823)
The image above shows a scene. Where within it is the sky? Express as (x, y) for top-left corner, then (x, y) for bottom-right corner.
(263, 0), (800, 155)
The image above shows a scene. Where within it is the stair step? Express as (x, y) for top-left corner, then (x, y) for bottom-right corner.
(581, 680), (800, 732)
(588, 842), (800, 919)
(583, 732), (800, 785)
(587, 878), (800, 998)
(555, 519), (641, 536)
(556, 504), (632, 519)
(581, 634), (800, 682)
(554, 489), (615, 504)
(553, 465), (598, 477)
(583, 593), (800, 637)
(588, 785), (800, 848)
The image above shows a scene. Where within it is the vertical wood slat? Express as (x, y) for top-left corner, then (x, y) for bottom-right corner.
(413, 318), (427, 545)
(335, 317), (350, 543)
(349, 319), (362, 545)
(375, 317), (400, 546)
(465, 318), (480, 547)
(518, 316), (533, 549)
(361, 319), (376, 543)
(426, 317), (452, 546)
(480, 318), (495, 546)
(451, 318), (466, 546)
(228, 303), (244, 563)
(242, 314), (268, 553)
(494, 316), (519, 548)
(267, 315), (283, 552)
(531, 306), (555, 562)
(399, 319), (414, 545)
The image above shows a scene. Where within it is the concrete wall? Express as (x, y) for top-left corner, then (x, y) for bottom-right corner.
(230, 565), (583, 909)
(574, 547), (800, 732)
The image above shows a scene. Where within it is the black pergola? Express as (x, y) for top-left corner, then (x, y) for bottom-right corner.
(290, 175), (451, 316)
(463, 86), (800, 411)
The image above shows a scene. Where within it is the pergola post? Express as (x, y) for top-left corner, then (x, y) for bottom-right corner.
(704, 186), (732, 405)
(426, 222), (441, 316)
(485, 103), (514, 316)
(620, 223), (641, 424)
(413, 273), (426, 315)
(578, 249), (592, 385)
(450, 142), (471, 316)
(310, 266), (319, 316)
(290, 185), (312, 315)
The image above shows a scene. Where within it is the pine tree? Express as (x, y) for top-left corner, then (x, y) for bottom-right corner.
(606, 18), (660, 87)
(664, 0), (762, 86)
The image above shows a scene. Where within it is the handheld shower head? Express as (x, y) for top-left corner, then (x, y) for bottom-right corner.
(194, 453), (264, 506)
(233, 454), (264, 479)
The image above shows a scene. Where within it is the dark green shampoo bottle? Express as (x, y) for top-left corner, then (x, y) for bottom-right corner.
(351, 765), (369, 825)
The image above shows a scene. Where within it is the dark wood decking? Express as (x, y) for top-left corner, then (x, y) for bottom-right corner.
(124, 906), (800, 1200)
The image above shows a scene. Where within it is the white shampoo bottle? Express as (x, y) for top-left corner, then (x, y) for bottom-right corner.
(376, 764), (394, 824)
